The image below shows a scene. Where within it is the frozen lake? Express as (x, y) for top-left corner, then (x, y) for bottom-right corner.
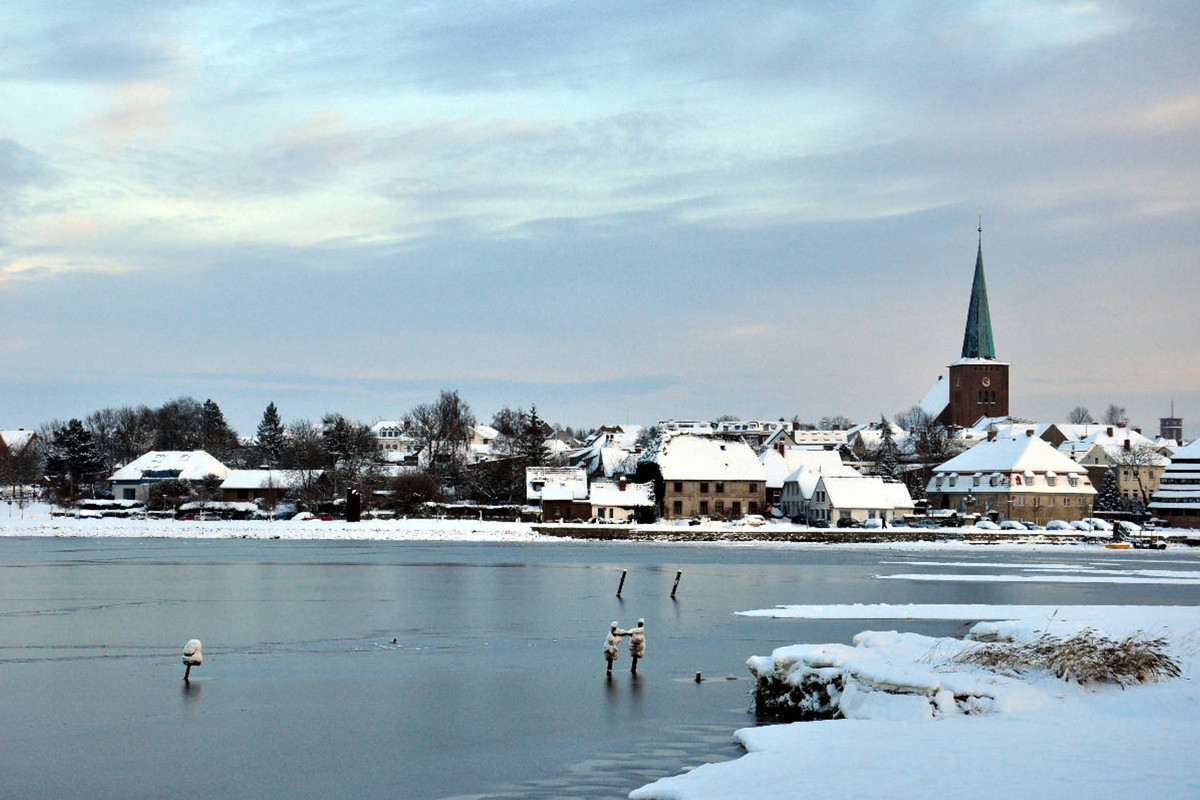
(2, 538), (1198, 799)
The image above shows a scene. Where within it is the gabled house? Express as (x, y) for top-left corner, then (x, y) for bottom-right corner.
(779, 451), (862, 520)
(926, 432), (1095, 523)
(110, 451), (230, 502)
(808, 475), (914, 525)
(656, 434), (765, 520)
(589, 478), (655, 522)
(220, 469), (318, 505)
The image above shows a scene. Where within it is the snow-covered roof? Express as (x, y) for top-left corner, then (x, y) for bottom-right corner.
(934, 436), (1088, 477)
(917, 376), (949, 420)
(656, 434), (766, 482)
(589, 480), (654, 507)
(110, 451), (230, 482)
(220, 469), (314, 490)
(817, 475), (911, 510)
(526, 466), (588, 501)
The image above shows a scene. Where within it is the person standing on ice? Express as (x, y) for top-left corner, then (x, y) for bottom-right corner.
(628, 618), (646, 674)
(604, 621), (629, 675)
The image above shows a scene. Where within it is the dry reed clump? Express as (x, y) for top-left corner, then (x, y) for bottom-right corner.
(955, 628), (1181, 687)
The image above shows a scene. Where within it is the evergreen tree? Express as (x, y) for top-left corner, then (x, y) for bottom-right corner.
(876, 414), (901, 482)
(256, 402), (286, 466)
(520, 404), (549, 467)
(200, 399), (238, 459)
(1095, 467), (1122, 512)
(44, 419), (104, 502)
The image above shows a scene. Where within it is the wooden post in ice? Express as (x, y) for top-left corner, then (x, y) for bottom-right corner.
(617, 570), (627, 597)
(671, 571), (682, 598)
(182, 639), (202, 682)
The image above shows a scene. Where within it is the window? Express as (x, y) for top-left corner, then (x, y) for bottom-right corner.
(715, 500), (725, 513)
(673, 482), (682, 493)
(1068, 476), (1079, 487)
(699, 500), (709, 515)
(672, 501), (683, 516)
(749, 483), (758, 493)
(716, 482), (725, 494)
(1048, 496), (1055, 506)
(1018, 497), (1026, 506)
(123, 488), (135, 500)
(732, 502), (742, 517)
(749, 502), (758, 514)
(700, 482), (709, 494)
(1046, 475), (1056, 487)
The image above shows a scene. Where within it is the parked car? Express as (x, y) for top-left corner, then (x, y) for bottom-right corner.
(1070, 520), (1094, 532)
(912, 519), (940, 529)
(808, 519), (830, 529)
(861, 518), (884, 529)
(999, 520), (1028, 531)
(737, 514), (767, 527)
(1044, 520), (1072, 531)
(975, 519), (999, 530)
(1115, 520), (1142, 535)
(1082, 517), (1112, 531)
(836, 517), (861, 528)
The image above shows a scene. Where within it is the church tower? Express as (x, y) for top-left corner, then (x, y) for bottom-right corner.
(946, 222), (1009, 427)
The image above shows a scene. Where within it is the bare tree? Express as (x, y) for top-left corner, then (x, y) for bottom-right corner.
(282, 420), (327, 507)
(1066, 406), (1095, 425)
(1110, 442), (1167, 510)
(1102, 403), (1128, 427)
(405, 390), (475, 485)
(819, 415), (854, 431)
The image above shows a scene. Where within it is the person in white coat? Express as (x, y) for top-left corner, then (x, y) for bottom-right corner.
(628, 618), (645, 674)
(604, 621), (629, 674)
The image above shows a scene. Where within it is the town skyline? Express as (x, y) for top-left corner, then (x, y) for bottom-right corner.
(2, 2), (1196, 436)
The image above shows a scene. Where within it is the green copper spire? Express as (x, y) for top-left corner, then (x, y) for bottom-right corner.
(960, 220), (996, 359)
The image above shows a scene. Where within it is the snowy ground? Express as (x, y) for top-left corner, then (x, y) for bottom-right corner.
(632, 603), (1200, 799)
(0, 503), (548, 542)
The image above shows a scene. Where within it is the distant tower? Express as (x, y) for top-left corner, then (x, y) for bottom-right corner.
(946, 220), (1010, 427)
(1160, 400), (1183, 443)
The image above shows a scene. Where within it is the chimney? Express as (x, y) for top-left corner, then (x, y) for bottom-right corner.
(987, 430), (997, 442)
(1106, 427), (1113, 437)
(619, 476), (627, 492)
(1026, 429), (1034, 437)
(1124, 439), (1131, 451)
(792, 421), (799, 432)
(775, 442), (784, 455)
(1134, 427), (1142, 435)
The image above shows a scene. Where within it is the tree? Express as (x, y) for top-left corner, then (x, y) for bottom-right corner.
(321, 413), (380, 500)
(904, 408), (965, 489)
(385, 471), (444, 515)
(1066, 406), (1095, 425)
(1110, 443), (1165, 510)
(1102, 404), (1128, 427)
(875, 414), (901, 482)
(200, 399), (239, 460)
(281, 420), (326, 507)
(819, 415), (854, 431)
(405, 390), (475, 485)
(1095, 467), (1122, 512)
(154, 396), (205, 451)
(256, 402), (286, 467)
(519, 405), (549, 467)
(44, 419), (104, 502)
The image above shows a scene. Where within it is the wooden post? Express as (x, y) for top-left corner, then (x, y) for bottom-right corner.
(617, 570), (627, 597)
(694, 671), (702, 683)
(671, 570), (682, 598)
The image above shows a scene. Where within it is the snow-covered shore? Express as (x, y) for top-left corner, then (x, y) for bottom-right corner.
(632, 603), (1200, 799)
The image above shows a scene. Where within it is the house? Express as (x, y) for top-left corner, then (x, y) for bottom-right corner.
(1148, 438), (1200, 528)
(779, 451), (862, 520)
(568, 425), (643, 480)
(110, 451), (230, 502)
(220, 470), (316, 504)
(526, 466), (587, 502)
(1056, 426), (1168, 510)
(926, 432), (1095, 523)
(656, 434), (765, 520)
(808, 475), (914, 525)
(589, 478), (655, 522)
(371, 421), (421, 464)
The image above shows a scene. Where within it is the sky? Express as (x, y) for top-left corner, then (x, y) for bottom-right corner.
(1, 1), (1197, 437)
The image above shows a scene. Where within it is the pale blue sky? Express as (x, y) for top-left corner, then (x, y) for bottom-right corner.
(1, 1), (1197, 435)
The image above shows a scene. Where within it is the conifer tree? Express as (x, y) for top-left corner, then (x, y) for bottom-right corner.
(256, 402), (286, 467)
(1095, 467), (1122, 512)
(200, 399), (238, 459)
(520, 404), (549, 467)
(44, 419), (104, 502)
(877, 414), (901, 482)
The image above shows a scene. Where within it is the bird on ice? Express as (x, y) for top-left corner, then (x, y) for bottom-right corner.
(182, 639), (202, 682)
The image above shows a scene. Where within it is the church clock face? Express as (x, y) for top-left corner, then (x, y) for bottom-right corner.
(981, 376), (992, 387)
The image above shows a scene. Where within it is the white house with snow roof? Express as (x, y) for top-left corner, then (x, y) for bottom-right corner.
(1149, 438), (1200, 529)
(808, 475), (913, 525)
(110, 451), (230, 502)
(656, 434), (765, 520)
(926, 433), (1095, 523)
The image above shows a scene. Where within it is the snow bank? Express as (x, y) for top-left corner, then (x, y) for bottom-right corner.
(632, 604), (1200, 800)
(0, 504), (550, 542)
